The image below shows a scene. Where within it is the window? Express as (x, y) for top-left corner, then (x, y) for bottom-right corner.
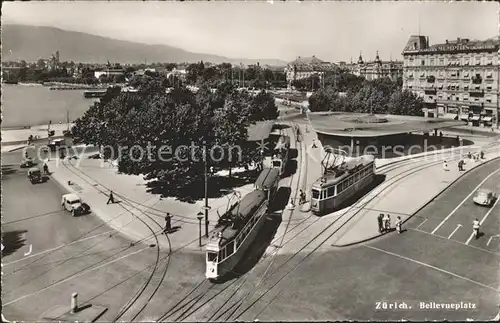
(312, 189), (319, 199)
(439, 58), (445, 65)
(421, 60), (425, 66)
(487, 86), (492, 91)
(464, 85), (469, 90)
(464, 59), (470, 66)
(327, 186), (336, 197)
(486, 71), (493, 78)
(476, 57), (481, 65)
(226, 241), (234, 257)
(349, 177), (354, 186)
(420, 72), (425, 77)
(207, 252), (217, 262)
(430, 59), (434, 66)
(321, 190), (327, 200)
(219, 248), (226, 261)
(486, 96), (492, 103)
(464, 72), (469, 77)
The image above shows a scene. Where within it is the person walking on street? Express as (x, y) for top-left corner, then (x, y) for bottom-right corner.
(164, 213), (172, 234)
(443, 160), (449, 171)
(312, 138), (317, 148)
(377, 214), (384, 233)
(107, 190), (115, 204)
(395, 216), (403, 234)
(472, 219), (480, 240)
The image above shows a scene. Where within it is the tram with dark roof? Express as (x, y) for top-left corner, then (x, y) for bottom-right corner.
(205, 167), (280, 279)
(310, 155), (376, 215)
(270, 135), (290, 175)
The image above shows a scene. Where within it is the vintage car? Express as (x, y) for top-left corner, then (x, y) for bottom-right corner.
(473, 189), (496, 207)
(27, 167), (43, 184)
(20, 158), (36, 168)
(61, 193), (91, 216)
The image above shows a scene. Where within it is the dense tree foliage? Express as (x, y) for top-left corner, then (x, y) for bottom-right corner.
(308, 70), (424, 116)
(72, 77), (279, 198)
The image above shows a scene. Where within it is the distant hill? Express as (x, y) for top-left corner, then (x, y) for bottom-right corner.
(1, 24), (287, 66)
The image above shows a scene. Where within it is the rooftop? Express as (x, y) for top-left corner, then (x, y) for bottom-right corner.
(289, 56), (326, 65)
(403, 35), (499, 55)
(309, 112), (466, 137)
(247, 120), (276, 142)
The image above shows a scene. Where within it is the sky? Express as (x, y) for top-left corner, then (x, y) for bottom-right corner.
(3, 1), (498, 63)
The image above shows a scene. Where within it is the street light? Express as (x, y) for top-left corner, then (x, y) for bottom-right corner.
(197, 212), (204, 247)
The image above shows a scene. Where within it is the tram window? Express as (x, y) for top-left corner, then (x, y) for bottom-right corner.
(227, 241), (235, 256)
(327, 186), (336, 197)
(312, 189), (319, 199)
(207, 252), (217, 262)
(349, 177), (354, 186)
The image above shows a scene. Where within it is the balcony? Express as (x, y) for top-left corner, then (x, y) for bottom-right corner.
(426, 76), (435, 83)
(469, 89), (484, 97)
(424, 87), (437, 94)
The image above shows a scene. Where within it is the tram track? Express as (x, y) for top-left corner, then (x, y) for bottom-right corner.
(203, 121), (305, 322)
(154, 120), (304, 322)
(261, 143), (500, 254)
(61, 160), (169, 322)
(227, 146), (500, 321)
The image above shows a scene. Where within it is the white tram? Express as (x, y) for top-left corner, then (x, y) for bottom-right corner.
(205, 168), (280, 280)
(310, 155), (376, 215)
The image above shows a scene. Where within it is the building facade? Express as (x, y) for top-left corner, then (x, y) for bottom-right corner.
(402, 35), (499, 129)
(349, 52), (403, 81)
(285, 56), (336, 89)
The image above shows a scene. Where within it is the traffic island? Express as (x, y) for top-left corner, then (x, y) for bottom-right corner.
(41, 293), (107, 322)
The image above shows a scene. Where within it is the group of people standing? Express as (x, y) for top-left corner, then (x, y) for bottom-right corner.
(378, 213), (403, 234)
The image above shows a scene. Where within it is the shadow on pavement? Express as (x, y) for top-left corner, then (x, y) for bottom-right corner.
(212, 212), (282, 284)
(282, 159), (297, 178)
(146, 169), (259, 203)
(1, 165), (19, 179)
(270, 186), (291, 213)
(1, 230), (28, 257)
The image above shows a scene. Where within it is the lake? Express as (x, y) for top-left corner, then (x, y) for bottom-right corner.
(1, 84), (95, 128)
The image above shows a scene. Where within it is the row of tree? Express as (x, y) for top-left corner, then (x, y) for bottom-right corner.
(72, 78), (279, 199)
(185, 61), (287, 89)
(308, 71), (423, 116)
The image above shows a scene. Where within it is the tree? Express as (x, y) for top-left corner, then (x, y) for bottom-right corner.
(388, 90), (424, 116)
(308, 90), (332, 112)
(248, 90), (278, 121)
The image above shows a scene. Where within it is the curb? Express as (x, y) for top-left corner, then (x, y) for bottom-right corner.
(6, 145), (27, 152)
(332, 155), (500, 247)
(2, 135), (65, 146)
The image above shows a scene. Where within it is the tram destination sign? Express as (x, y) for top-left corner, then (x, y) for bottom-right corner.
(404, 42), (498, 54)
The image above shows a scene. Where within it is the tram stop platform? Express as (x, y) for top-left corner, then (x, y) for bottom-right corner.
(290, 120), (500, 250)
(330, 148), (500, 247)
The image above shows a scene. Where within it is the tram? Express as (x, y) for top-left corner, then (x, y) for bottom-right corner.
(270, 135), (290, 175)
(310, 154), (376, 215)
(205, 167), (280, 280)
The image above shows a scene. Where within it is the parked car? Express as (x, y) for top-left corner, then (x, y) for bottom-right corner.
(473, 189), (496, 207)
(27, 167), (43, 184)
(20, 158), (36, 168)
(61, 193), (91, 216)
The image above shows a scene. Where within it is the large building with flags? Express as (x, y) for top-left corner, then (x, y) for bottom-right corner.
(402, 35), (499, 129)
(284, 56), (336, 89)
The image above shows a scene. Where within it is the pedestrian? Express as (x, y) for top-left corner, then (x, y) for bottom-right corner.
(164, 213), (172, 234)
(312, 138), (317, 148)
(472, 218), (480, 239)
(383, 214), (390, 232)
(459, 138), (464, 146)
(107, 190), (115, 204)
(456, 135), (460, 146)
(443, 160), (449, 171)
(395, 216), (402, 234)
(480, 151), (484, 159)
(377, 214), (384, 233)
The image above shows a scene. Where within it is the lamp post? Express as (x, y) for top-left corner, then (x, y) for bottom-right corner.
(197, 212), (204, 247)
(202, 148), (212, 237)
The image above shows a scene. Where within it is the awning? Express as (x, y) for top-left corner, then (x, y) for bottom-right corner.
(482, 117), (492, 122)
(470, 116), (480, 121)
(460, 115), (469, 120)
